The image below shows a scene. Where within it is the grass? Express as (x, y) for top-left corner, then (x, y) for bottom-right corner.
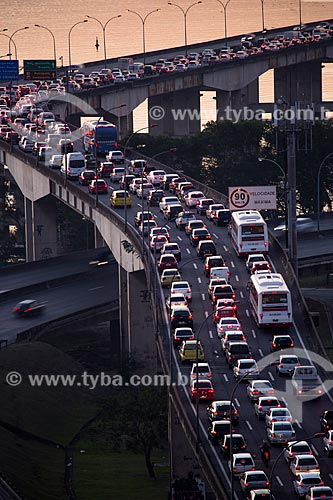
(73, 431), (170, 500)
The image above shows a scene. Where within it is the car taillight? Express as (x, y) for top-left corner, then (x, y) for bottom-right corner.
(298, 390), (302, 394)
(290, 343), (294, 347)
(208, 389), (214, 393)
(188, 314), (193, 319)
(258, 406), (262, 410)
(296, 466), (300, 470)
(171, 316), (174, 320)
(187, 288), (191, 293)
(265, 481), (270, 486)
(175, 337), (180, 341)
(212, 430), (217, 435)
(241, 444), (246, 448)
(213, 411), (218, 416)
(12, 307), (19, 312)
(299, 482), (303, 487)
(271, 433), (275, 438)
(232, 294), (236, 299)
(233, 410), (238, 414)
(232, 468), (237, 473)
(272, 343), (276, 347)
(244, 483), (249, 487)
(290, 452), (294, 457)
(329, 440), (333, 445)
(252, 390), (259, 395)
(268, 390), (274, 394)
(23, 308), (33, 312)
(205, 265), (209, 269)
(251, 467), (256, 471)
(280, 364), (284, 368)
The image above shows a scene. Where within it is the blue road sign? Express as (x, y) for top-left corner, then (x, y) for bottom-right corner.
(0, 60), (19, 82)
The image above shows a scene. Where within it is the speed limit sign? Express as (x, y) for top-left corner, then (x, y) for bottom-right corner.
(229, 188), (250, 210)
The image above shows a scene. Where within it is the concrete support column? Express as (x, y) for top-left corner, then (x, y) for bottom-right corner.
(94, 225), (105, 248)
(24, 195), (57, 262)
(216, 79), (260, 120)
(148, 94), (175, 136)
(119, 112), (133, 139)
(118, 266), (157, 373)
(274, 62), (322, 104)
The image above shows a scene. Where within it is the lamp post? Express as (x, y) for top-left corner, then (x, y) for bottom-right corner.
(167, 2), (202, 55)
(68, 20), (88, 92)
(299, 0), (302, 28)
(34, 24), (57, 65)
(260, 0), (265, 32)
(0, 53), (11, 58)
(0, 33), (17, 60)
(93, 104), (127, 208)
(215, 0), (232, 41)
(123, 124), (158, 230)
(258, 157), (288, 249)
(8, 26), (29, 60)
(269, 433), (325, 500)
(125, 9), (161, 64)
(85, 15), (122, 68)
(152, 148), (177, 160)
(317, 152), (333, 232)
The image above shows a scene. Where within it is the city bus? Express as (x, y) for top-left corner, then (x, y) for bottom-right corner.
(230, 210), (269, 257)
(81, 120), (118, 156)
(248, 272), (292, 328)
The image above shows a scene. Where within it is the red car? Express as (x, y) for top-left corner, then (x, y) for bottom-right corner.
(190, 379), (215, 403)
(158, 254), (178, 272)
(88, 179), (108, 194)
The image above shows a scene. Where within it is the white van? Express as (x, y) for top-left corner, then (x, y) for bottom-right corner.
(209, 266), (231, 283)
(61, 152), (85, 180)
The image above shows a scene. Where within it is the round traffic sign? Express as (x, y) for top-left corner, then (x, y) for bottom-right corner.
(229, 188), (250, 209)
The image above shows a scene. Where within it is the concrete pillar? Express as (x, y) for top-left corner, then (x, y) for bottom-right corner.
(274, 62), (322, 104)
(94, 225), (105, 248)
(119, 112), (133, 139)
(118, 265), (157, 373)
(148, 94), (175, 136)
(24, 195), (58, 262)
(216, 79), (260, 121)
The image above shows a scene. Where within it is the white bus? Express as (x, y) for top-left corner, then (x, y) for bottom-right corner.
(248, 273), (292, 328)
(230, 210), (269, 257)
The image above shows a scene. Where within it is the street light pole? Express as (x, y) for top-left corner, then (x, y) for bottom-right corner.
(216, 0), (232, 41)
(258, 157), (288, 249)
(299, 0), (302, 28)
(0, 33), (17, 61)
(125, 9), (161, 65)
(261, 0), (265, 32)
(68, 20), (88, 92)
(317, 152), (333, 232)
(8, 26), (29, 60)
(167, 2), (202, 55)
(86, 15), (122, 68)
(34, 24), (57, 70)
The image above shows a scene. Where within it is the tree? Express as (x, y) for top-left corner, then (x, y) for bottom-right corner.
(100, 386), (168, 478)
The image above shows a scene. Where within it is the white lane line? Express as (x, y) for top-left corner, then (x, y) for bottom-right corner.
(252, 329), (256, 339)
(213, 233), (219, 239)
(205, 311), (209, 318)
(223, 245), (228, 252)
(234, 398), (240, 407)
(276, 476), (283, 487)
(246, 421), (253, 431)
(235, 275), (239, 282)
(268, 371), (275, 382)
(259, 348), (264, 357)
(177, 236), (182, 241)
(246, 309), (250, 317)
(311, 444), (319, 456)
(137, 203), (142, 207)
(166, 225), (170, 229)
(209, 330), (213, 339)
(186, 248), (191, 254)
(329, 474), (333, 482)
(230, 261), (235, 268)
(198, 277), (202, 284)
(240, 291), (244, 299)
(201, 293), (206, 301)
(295, 419), (302, 429)
(88, 286), (104, 291)
(193, 263), (198, 269)
(223, 374), (229, 382)
(281, 397), (287, 406)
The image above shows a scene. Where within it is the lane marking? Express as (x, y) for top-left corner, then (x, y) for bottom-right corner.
(246, 421), (253, 430)
(198, 277), (202, 284)
(223, 374), (229, 382)
(281, 397), (287, 405)
(245, 309), (250, 317)
(235, 275), (239, 282)
(201, 293), (206, 301)
(213, 233), (219, 239)
(311, 444), (319, 456)
(230, 261), (235, 268)
(234, 398), (240, 407)
(205, 311), (209, 318)
(240, 291), (244, 299)
(252, 329), (256, 339)
(223, 245), (228, 252)
(88, 286), (104, 291)
(137, 203), (142, 207)
(329, 474), (333, 482)
(193, 263), (198, 269)
(209, 330), (213, 339)
(186, 248), (191, 254)
(276, 476), (283, 487)
(166, 225), (170, 229)
(259, 348), (264, 357)
(177, 236), (182, 241)
(295, 419), (302, 429)
(268, 371), (275, 382)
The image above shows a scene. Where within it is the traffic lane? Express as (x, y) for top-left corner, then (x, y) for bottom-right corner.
(0, 247), (111, 293)
(0, 264), (118, 341)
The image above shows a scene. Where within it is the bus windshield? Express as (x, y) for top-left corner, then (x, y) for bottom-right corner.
(262, 293), (288, 305)
(242, 224), (265, 235)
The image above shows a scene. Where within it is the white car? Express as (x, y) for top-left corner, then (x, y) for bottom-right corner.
(137, 182), (154, 198)
(206, 203), (225, 220)
(267, 421), (295, 444)
(170, 281), (192, 301)
(276, 354), (300, 376)
(159, 196), (179, 212)
(265, 407), (293, 427)
(245, 253), (266, 272)
(323, 430), (333, 457)
(274, 218), (315, 233)
(49, 154), (63, 169)
(305, 487), (333, 500)
(146, 170), (166, 186)
(229, 453), (255, 476)
(233, 359), (259, 381)
(290, 455), (320, 476)
(190, 362), (212, 380)
(150, 235), (168, 252)
(246, 380), (275, 402)
(150, 227), (170, 240)
(216, 317), (241, 338)
(166, 293), (188, 310)
(184, 191), (206, 207)
(106, 150), (125, 164)
(293, 473), (324, 498)
(284, 441), (313, 463)
(129, 178), (143, 193)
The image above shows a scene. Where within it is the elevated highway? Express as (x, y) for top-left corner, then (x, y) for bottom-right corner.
(2, 139), (333, 499)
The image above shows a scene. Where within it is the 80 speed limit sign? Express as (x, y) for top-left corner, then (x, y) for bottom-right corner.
(228, 186), (277, 211)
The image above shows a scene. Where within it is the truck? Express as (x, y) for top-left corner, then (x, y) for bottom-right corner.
(292, 365), (323, 399)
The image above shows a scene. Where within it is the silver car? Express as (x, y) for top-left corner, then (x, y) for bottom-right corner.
(254, 396), (280, 419)
(246, 380), (275, 402)
(265, 407), (293, 427)
(229, 453), (255, 476)
(233, 359), (260, 381)
(267, 421), (295, 444)
(323, 430), (333, 457)
(290, 455), (320, 476)
(276, 355), (300, 376)
(293, 473), (323, 498)
(284, 441), (313, 463)
(240, 471), (270, 494)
